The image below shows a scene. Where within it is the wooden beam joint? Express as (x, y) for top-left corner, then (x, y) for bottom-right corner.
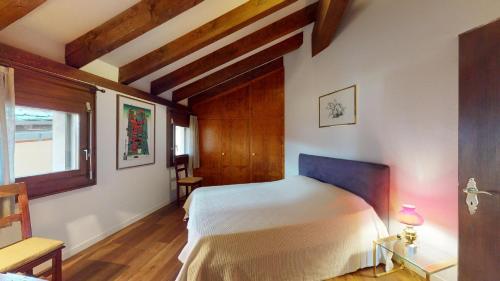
(119, 0), (297, 84)
(0, 42), (188, 112)
(311, 0), (350, 57)
(0, 0), (46, 30)
(172, 32), (303, 102)
(151, 3), (317, 96)
(65, 0), (203, 68)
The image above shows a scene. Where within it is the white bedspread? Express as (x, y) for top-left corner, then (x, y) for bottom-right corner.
(176, 175), (388, 281)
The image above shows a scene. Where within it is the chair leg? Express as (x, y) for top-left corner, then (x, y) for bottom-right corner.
(177, 184), (181, 206)
(52, 249), (62, 281)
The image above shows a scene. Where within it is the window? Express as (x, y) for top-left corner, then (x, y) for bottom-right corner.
(175, 126), (186, 156)
(167, 110), (190, 166)
(14, 67), (96, 198)
(15, 106), (80, 178)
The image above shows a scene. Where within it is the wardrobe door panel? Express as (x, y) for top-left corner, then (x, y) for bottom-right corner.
(195, 118), (222, 186)
(250, 69), (284, 118)
(194, 65), (284, 186)
(250, 117), (284, 182)
(192, 95), (224, 119)
(221, 118), (251, 185)
(250, 69), (285, 182)
(223, 86), (250, 119)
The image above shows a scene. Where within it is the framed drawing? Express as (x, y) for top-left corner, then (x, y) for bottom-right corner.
(116, 95), (155, 169)
(319, 85), (357, 127)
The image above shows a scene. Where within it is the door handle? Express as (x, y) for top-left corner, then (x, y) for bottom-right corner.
(463, 178), (495, 215)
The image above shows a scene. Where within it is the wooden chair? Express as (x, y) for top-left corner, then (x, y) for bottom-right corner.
(0, 183), (64, 281)
(174, 155), (202, 206)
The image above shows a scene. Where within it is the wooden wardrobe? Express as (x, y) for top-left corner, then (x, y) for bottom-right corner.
(191, 64), (284, 186)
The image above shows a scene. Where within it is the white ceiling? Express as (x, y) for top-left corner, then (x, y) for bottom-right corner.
(0, 0), (316, 99)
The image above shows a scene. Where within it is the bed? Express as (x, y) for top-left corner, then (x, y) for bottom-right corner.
(176, 154), (390, 281)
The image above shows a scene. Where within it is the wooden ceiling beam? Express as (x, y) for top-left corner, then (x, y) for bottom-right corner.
(65, 0), (203, 68)
(188, 58), (284, 108)
(172, 32), (303, 102)
(0, 0), (46, 30)
(311, 0), (350, 57)
(0, 42), (188, 112)
(119, 0), (297, 84)
(151, 3), (317, 96)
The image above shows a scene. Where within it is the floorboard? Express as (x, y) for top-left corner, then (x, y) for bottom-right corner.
(57, 203), (422, 281)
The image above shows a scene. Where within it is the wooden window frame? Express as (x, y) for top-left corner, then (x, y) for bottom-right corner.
(13, 67), (97, 199)
(167, 111), (173, 167)
(167, 109), (190, 167)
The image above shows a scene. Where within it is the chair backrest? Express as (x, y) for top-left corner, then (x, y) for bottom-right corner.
(0, 182), (32, 239)
(174, 155), (189, 181)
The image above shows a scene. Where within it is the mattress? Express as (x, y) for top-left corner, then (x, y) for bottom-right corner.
(176, 175), (388, 281)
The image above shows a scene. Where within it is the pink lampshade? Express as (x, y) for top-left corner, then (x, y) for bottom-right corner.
(397, 204), (424, 226)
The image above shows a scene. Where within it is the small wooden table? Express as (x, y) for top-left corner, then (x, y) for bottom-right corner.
(373, 235), (457, 281)
(0, 273), (45, 281)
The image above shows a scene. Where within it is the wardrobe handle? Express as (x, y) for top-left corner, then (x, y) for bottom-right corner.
(222, 152), (225, 156)
(251, 153), (256, 156)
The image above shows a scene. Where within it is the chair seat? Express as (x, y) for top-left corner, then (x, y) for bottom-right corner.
(177, 176), (203, 185)
(0, 237), (64, 272)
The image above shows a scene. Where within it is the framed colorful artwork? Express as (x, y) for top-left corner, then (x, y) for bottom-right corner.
(319, 85), (357, 127)
(116, 95), (155, 169)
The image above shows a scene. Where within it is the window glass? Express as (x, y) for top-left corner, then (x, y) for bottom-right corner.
(14, 106), (79, 178)
(175, 126), (186, 156)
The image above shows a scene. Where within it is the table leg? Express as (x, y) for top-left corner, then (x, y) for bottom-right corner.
(373, 241), (377, 277)
(53, 249), (62, 281)
(426, 273), (431, 281)
(373, 241), (405, 278)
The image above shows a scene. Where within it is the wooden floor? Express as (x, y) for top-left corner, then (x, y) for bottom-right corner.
(57, 204), (423, 281)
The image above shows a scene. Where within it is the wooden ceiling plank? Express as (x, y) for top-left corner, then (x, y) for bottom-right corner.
(0, 0), (46, 30)
(65, 0), (204, 68)
(0, 42), (188, 112)
(172, 32), (303, 102)
(311, 0), (350, 57)
(188, 58), (284, 108)
(119, 0), (297, 84)
(151, 3), (317, 96)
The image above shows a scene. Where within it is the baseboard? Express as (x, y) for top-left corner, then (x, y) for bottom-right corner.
(63, 199), (174, 259)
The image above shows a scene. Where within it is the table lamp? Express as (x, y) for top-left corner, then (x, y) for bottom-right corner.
(397, 204), (424, 246)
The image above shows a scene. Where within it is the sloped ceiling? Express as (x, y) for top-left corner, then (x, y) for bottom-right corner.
(0, 0), (316, 100)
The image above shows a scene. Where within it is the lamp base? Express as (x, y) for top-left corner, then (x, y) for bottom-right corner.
(402, 226), (417, 246)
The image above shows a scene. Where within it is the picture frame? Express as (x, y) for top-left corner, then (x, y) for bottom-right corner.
(319, 85), (357, 127)
(116, 95), (156, 169)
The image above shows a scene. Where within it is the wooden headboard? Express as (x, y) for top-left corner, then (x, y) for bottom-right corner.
(298, 154), (390, 227)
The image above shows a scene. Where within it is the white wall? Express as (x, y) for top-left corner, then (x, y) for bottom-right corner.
(283, 1), (499, 280)
(81, 60), (120, 82)
(27, 89), (176, 258)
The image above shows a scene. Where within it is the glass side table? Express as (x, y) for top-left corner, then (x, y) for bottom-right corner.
(373, 235), (457, 281)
